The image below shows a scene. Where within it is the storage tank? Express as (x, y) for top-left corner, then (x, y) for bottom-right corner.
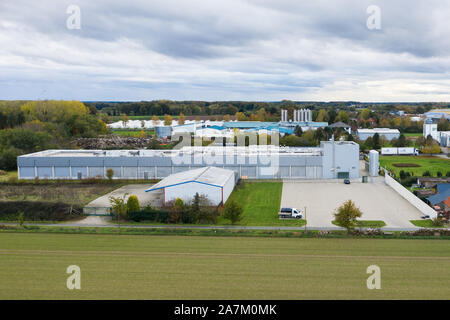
(369, 150), (379, 177)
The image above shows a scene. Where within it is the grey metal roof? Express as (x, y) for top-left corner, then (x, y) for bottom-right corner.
(146, 166), (234, 191)
(329, 121), (350, 128)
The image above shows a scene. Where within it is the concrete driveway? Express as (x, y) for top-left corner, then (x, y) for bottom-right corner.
(84, 184), (162, 214)
(281, 178), (424, 228)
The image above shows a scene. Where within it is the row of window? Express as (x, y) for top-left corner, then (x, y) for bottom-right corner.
(19, 165), (323, 179)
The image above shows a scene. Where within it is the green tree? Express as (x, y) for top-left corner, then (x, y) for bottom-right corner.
(336, 111), (350, 124)
(333, 200), (363, 231)
(372, 133), (381, 149)
(109, 194), (128, 219)
(222, 200), (243, 225)
(294, 125), (303, 137)
(315, 109), (329, 122)
(127, 195), (140, 214)
(106, 168), (114, 181)
(395, 134), (407, 147)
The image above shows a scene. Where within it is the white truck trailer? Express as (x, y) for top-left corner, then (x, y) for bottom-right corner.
(381, 147), (419, 156)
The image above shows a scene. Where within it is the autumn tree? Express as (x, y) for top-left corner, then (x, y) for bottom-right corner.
(333, 200), (363, 231)
(164, 114), (173, 126)
(178, 112), (186, 125)
(152, 115), (160, 126)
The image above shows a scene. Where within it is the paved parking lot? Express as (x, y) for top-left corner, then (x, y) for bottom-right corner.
(281, 178), (423, 228)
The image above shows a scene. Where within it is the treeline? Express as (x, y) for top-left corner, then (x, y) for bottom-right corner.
(0, 100), (107, 170)
(88, 100), (447, 118)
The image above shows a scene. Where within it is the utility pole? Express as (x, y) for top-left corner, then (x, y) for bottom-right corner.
(304, 206), (307, 233)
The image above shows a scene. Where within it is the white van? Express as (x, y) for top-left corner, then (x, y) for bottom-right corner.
(278, 207), (303, 219)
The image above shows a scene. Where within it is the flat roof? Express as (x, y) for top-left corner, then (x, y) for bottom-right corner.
(356, 128), (400, 134)
(20, 145), (325, 158)
(146, 167), (234, 191)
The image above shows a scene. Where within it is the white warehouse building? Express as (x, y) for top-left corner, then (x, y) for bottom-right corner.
(356, 128), (400, 141)
(145, 167), (236, 206)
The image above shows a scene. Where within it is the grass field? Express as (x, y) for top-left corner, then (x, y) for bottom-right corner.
(217, 182), (305, 226)
(410, 220), (446, 228)
(380, 155), (450, 176)
(0, 233), (448, 299)
(0, 171), (17, 183)
(0, 183), (123, 206)
(403, 133), (423, 137)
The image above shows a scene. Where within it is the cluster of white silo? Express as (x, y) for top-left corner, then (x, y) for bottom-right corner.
(281, 109), (312, 122)
(293, 109), (312, 122)
(281, 109), (289, 122)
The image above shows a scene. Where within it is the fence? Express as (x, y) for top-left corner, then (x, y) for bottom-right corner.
(83, 207), (112, 216)
(384, 173), (437, 219)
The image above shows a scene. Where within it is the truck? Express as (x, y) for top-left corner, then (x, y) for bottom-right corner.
(381, 147), (419, 156)
(398, 147), (419, 155)
(278, 207), (303, 219)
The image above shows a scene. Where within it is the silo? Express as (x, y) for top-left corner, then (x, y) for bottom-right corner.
(369, 150), (379, 177)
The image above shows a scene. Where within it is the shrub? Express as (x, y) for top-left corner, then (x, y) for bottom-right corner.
(422, 170), (431, 177)
(128, 206), (170, 223)
(436, 171), (442, 177)
(223, 200), (243, 225)
(126, 195), (140, 213)
(106, 168), (114, 181)
(432, 217), (444, 227)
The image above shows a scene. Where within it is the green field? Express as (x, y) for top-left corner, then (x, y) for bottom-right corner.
(380, 155), (450, 176)
(403, 133), (423, 137)
(0, 233), (448, 299)
(218, 182), (305, 226)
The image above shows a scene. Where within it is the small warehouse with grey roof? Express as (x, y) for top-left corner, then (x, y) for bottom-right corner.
(146, 167), (236, 206)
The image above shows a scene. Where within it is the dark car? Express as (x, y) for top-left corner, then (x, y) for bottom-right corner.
(344, 179), (350, 184)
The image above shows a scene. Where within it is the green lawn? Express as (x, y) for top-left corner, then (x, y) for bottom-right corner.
(218, 182), (305, 226)
(380, 155), (450, 176)
(410, 220), (446, 228)
(403, 133), (423, 137)
(0, 233), (448, 299)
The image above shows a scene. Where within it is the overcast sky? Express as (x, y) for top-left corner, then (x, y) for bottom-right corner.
(1, 0), (449, 101)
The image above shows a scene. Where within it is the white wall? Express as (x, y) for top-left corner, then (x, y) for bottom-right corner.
(222, 173), (236, 204)
(384, 174), (437, 219)
(164, 182), (222, 205)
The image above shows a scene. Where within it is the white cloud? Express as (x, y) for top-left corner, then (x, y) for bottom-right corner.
(0, 0), (449, 101)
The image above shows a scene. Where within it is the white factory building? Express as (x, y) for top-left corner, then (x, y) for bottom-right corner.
(356, 128), (400, 141)
(423, 119), (450, 147)
(145, 167), (236, 206)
